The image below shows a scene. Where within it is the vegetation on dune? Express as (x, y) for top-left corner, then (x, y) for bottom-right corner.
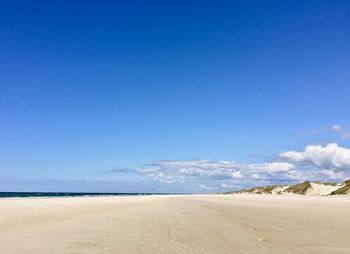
(227, 185), (287, 194)
(315, 181), (338, 186)
(225, 179), (350, 196)
(251, 185), (284, 194)
(330, 179), (350, 195)
(284, 181), (311, 194)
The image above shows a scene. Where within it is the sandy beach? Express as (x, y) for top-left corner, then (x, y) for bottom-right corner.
(0, 195), (349, 254)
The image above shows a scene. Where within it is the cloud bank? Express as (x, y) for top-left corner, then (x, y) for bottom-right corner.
(280, 143), (350, 171)
(108, 143), (350, 193)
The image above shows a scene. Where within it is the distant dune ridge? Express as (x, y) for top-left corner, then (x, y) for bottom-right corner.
(226, 179), (350, 196)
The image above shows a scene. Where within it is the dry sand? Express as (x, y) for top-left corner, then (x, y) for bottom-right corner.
(0, 194), (350, 254)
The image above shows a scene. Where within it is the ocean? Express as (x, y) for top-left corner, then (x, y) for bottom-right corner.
(0, 192), (163, 198)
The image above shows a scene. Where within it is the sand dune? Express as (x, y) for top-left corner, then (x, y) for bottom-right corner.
(230, 180), (350, 196)
(0, 195), (350, 254)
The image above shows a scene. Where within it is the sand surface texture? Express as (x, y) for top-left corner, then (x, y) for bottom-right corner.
(0, 195), (349, 254)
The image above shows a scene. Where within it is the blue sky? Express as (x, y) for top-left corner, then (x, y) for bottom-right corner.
(1, 1), (350, 193)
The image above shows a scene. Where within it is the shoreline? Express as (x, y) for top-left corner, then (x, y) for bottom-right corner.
(1, 192), (349, 200)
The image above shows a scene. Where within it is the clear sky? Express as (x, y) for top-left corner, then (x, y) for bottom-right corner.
(1, 1), (350, 193)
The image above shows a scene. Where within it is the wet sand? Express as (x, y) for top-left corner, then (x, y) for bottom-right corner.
(0, 194), (349, 253)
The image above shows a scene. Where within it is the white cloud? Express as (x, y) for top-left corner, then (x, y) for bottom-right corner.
(332, 124), (350, 139)
(320, 170), (343, 180)
(280, 143), (350, 171)
(220, 183), (237, 189)
(135, 167), (160, 174)
(295, 130), (317, 137)
(147, 160), (296, 180)
(152, 172), (176, 184)
(108, 143), (350, 192)
(332, 125), (342, 131)
(342, 133), (350, 139)
(250, 173), (260, 179)
(248, 162), (295, 173)
(128, 159), (299, 190)
(231, 171), (243, 179)
(283, 170), (306, 181)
